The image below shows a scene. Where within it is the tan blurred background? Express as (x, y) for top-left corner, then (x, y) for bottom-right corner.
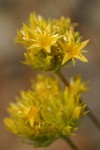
(0, 0), (100, 150)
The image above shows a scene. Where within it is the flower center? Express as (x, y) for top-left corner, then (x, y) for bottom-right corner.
(39, 33), (52, 47)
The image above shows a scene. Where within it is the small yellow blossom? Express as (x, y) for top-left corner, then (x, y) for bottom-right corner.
(28, 23), (60, 53)
(59, 31), (89, 65)
(51, 16), (77, 34)
(4, 75), (88, 147)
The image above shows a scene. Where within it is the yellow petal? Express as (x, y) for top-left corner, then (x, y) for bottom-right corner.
(29, 118), (34, 127)
(78, 40), (89, 51)
(58, 40), (66, 51)
(28, 43), (40, 49)
(74, 54), (88, 62)
(67, 30), (74, 43)
(62, 53), (71, 65)
(73, 107), (81, 119)
(45, 46), (51, 53)
(45, 23), (51, 33)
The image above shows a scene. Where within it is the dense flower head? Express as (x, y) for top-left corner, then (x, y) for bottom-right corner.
(16, 12), (89, 71)
(4, 75), (88, 147)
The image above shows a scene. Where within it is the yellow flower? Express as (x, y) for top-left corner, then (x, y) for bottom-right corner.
(28, 23), (60, 53)
(59, 30), (89, 65)
(4, 75), (88, 147)
(16, 13), (60, 53)
(52, 16), (77, 34)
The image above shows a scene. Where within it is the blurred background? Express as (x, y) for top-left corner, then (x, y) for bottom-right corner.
(0, 0), (100, 150)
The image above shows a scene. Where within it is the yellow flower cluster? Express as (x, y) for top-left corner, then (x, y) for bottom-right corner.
(16, 12), (89, 71)
(4, 75), (88, 147)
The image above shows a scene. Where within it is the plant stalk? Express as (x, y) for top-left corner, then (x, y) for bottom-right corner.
(63, 137), (80, 150)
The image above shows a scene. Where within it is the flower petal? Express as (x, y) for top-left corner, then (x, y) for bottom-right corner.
(62, 53), (71, 65)
(74, 54), (88, 62)
(78, 40), (89, 51)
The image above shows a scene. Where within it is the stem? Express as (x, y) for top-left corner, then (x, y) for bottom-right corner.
(57, 69), (69, 86)
(63, 137), (80, 150)
(86, 106), (100, 129)
(57, 70), (100, 130)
